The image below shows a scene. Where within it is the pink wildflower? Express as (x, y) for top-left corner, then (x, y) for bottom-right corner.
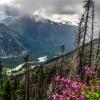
(52, 94), (56, 100)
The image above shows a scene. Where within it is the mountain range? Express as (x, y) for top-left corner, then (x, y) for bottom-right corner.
(0, 15), (77, 67)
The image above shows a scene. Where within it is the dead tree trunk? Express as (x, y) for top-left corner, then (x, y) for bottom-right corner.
(24, 55), (30, 100)
(76, 14), (85, 75)
(76, 0), (95, 79)
(89, 0), (95, 67)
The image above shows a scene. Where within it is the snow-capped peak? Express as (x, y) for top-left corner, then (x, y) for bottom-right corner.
(32, 15), (49, 23)
(32, 10), (79, 26)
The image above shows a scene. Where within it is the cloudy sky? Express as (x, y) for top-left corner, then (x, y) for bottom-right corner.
(0, 0), (100, 25)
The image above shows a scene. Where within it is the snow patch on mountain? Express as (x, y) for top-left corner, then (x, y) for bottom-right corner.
(38, 56), (48, 62)
(33, 10), (79, 26)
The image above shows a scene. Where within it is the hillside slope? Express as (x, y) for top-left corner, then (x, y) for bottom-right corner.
(0, 16), (77, 67)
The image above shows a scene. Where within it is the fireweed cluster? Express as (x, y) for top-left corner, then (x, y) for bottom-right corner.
(84, 65), (96, 77)
(52, 65), (100, 100)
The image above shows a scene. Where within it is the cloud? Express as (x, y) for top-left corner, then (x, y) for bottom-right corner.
(0, 0), (13, 5)
(0, 0), (100, 26)
(0, 0), (83, 25)
(12, 0), (83, 16)
(3, 5), (20, 17)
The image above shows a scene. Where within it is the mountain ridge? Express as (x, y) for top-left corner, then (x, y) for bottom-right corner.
(0, 15), (77, 67)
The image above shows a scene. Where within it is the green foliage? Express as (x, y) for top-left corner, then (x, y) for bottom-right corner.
(3, 79), (12, 100)
(16, 83), (25, 95)
(0, 85), (3, 100)
(85, 91), (100, 100)
(84, 79), (100, 99)
(31, 73), (38, 84)
(95, 81), (100, 86)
